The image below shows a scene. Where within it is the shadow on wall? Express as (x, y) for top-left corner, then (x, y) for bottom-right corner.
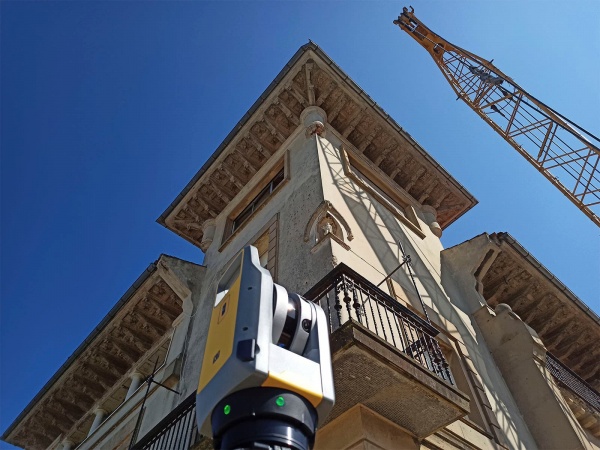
(319, 136), (533, 450)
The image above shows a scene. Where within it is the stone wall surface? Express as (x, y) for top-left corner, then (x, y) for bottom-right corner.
(474, 304), (596, 450)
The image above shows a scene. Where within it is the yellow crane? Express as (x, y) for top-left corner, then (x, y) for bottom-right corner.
(394, 7), (600, 226)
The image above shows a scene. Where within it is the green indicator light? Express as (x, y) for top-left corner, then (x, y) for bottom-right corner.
(224, 404), (231, 415)
(276, 396), (285, 407)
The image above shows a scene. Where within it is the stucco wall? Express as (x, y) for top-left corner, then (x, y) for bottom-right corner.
(312, 126), (540, 450)
(177, 121), (335, 403)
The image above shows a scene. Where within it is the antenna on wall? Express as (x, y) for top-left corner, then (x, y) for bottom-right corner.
(128, 358), (181, 449)
(377, 240), (431, 324)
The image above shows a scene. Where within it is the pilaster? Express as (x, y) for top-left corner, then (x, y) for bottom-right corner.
(315, 404), (419, 450)
(474, 303), (591, 449)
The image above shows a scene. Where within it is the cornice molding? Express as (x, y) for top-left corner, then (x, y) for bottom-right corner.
(3, 258), (203, 450)
(480, 233), (600, 390)
(158, 43), (477, 249)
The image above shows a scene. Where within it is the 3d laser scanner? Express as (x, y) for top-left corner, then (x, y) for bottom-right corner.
(196, 246), (335, 450)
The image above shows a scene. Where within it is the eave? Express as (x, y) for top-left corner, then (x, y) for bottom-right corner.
(476, 232), (600, 390)
(2, 256), (204, 450)
(157, 42), (477, 249)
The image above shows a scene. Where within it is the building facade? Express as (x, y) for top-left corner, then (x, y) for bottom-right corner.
(3, 43), (599, 450)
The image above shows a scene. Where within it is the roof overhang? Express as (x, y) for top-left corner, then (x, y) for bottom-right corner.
(2, 256), (204, 450)
(158, 42), (477, 248)
(453, 232), (600, 390)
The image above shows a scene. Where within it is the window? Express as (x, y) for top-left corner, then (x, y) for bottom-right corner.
(220, 216), (278, 283)
(437, 337), (500, 441)
(221, 154), (289, 250)
(340, 146), (424, 239)
(443, 347), (488, 431)
(388, 277), (499, 441)
(387, 278), (419, 310)
(352, 166), (407, 220)
(231, 168), (284, 234)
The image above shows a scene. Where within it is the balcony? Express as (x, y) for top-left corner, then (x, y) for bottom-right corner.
(303, 263), (469, 438)
(131, 393), (199, 450)
(546, 352), (600, 438)
(133, 264), (470, 448)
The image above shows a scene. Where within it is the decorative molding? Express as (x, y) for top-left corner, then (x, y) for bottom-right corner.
(304, 61), (316, 105)
(304, 200), (353, 254)
(304, 200), (353, 244)
(311, 231), (351, 254)
(422, 205), (442, 238)
(305, 120), (325, 138)
(339, 144), (426, 239)
(301, 105), (327, 138)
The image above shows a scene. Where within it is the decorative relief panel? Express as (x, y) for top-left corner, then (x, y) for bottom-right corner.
(305, 200), (353, 253)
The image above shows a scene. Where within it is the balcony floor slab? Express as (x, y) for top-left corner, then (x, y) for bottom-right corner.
(327, 322), (470, 439)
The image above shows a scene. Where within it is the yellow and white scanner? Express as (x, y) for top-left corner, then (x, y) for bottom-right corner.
(196, 246), (334, 450)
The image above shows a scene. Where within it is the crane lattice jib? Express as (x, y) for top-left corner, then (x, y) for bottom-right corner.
(394, 7), (600, 227)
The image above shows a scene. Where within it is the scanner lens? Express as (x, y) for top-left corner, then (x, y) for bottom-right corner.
(276, 295), (300, 349)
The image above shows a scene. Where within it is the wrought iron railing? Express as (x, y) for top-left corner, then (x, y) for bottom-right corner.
(304, 263), (454, 384)
(546, 352), (600, 412)
(131, 264), (454, 449)
(131, 392), (199, 450)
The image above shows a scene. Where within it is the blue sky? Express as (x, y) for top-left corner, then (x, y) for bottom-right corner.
(1, 1), (599, 446)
